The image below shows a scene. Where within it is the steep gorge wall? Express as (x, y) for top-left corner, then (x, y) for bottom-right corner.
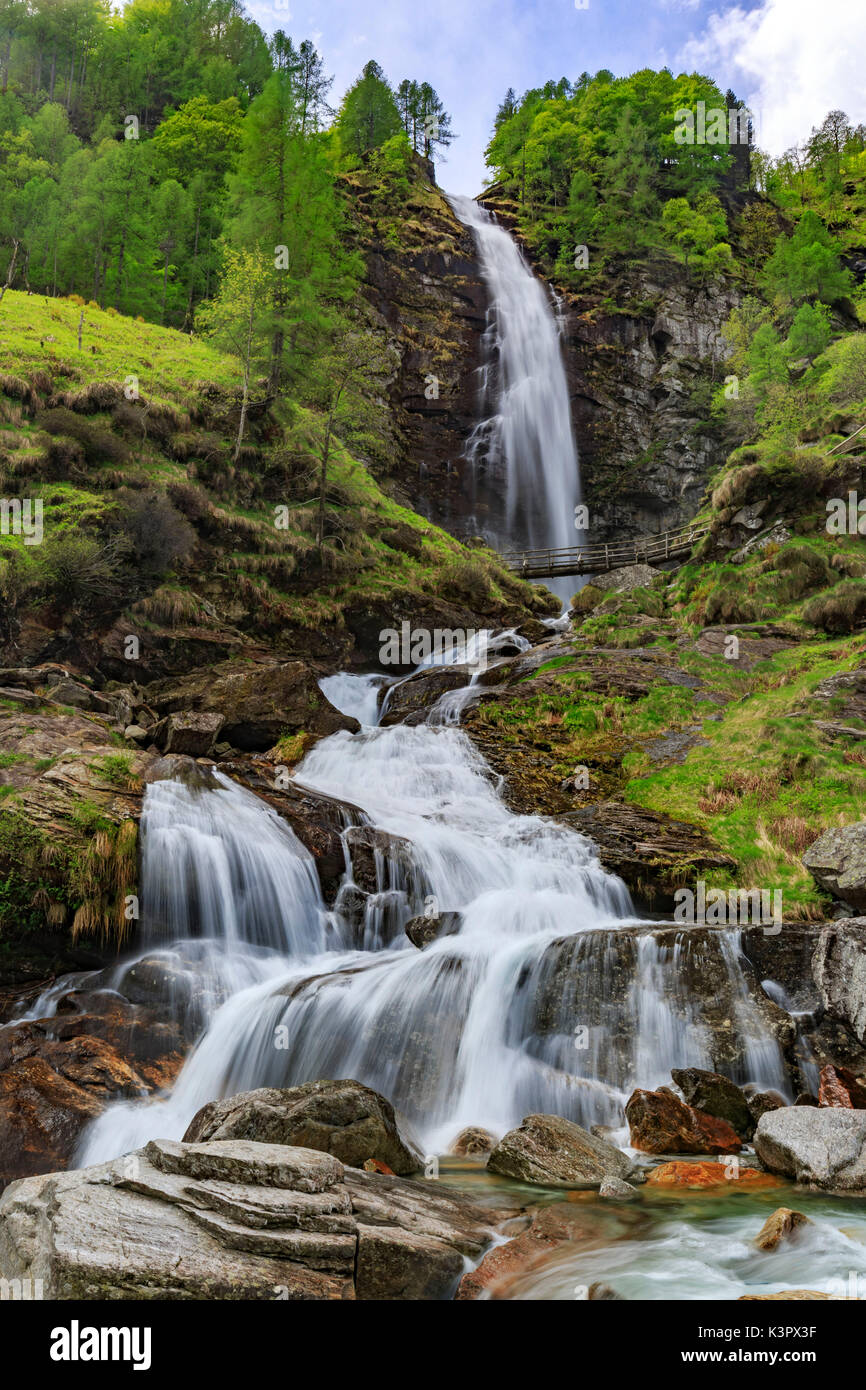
(355, 167), (740, 550)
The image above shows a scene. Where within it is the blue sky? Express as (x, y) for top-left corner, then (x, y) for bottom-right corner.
(247, 0), (866, 194)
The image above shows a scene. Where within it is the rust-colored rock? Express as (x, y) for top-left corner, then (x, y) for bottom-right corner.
(455, 1204), (596, 1301)
(363, 1158), (395, 1175)
(626, 1088), (742, 1155)
(0, 998), (185, 1187)
(754, 1207), (811, 1251)
(818, 1063), (866, 1109)
(646, 1161), (781, 1190)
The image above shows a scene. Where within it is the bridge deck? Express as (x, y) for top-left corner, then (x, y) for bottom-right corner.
(503, 524), (709, 579)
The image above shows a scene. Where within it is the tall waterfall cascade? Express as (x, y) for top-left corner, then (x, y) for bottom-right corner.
(449, 194), (582, 599)
(61, 207), (796, 1171)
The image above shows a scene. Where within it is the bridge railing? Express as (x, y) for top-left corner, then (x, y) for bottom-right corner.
(503, 522), (710, 575)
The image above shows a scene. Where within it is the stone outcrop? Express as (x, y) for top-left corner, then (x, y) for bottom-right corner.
(379, 666), (475, 726)
(754, 1107), (866, 1190)
(818, 1064), (866, 1109)
(812, 920), (866, 1045)
(183, 1082), (422, 1177)
(562, 801), (736, 910)
(0, 991), (184, 1187)
(625, 1088), (742, 1155)
(0, 1137), (500, 1299)
(803, 825), (866, 911)
(487, 1113), (635, 1187)
(671, 1068), (755, 1140)
(144, 660), (359, 752)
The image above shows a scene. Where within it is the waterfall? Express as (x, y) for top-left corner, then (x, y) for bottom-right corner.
(449, 194), (582, 600)
(77, 656), (793, 1165)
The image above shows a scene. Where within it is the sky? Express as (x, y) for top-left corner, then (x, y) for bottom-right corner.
(246, 0), (866, 194)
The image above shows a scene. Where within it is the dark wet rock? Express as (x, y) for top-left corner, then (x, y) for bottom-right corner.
(183, 1081), (423, 1176)
(625, 1087), (742, 1155)
(144, 659), (359, 752)
(754, 1107), (866, 1189)
(487, 1113), (635, 1187)
(0, 1138), (498, 1299)
(524, 925), (797, 1091)
(746, 1088), (788, 1125)
(449, 1127), (498, 1158)
(153, 709), (224, 756)
(561, 800), (736, 911)
(742, 923), (823, 1014)
(803, 826), (866, 912)
(405, 911), (462, 949)
(379, 666), (473, 726)
(754, 1207), (812, 1252)
(671, 1067), (754, 1141)
(343, 825), (415, 895)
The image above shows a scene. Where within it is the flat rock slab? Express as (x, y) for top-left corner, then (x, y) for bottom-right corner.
(0, 1139), (498, 1301)
(145, 1138), (344, 1193)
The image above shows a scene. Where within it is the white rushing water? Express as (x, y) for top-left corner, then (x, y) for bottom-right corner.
(449, 194), (582, 600)
(78, 664), (792, 1165)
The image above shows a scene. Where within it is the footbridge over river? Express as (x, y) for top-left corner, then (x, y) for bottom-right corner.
(503, 521), (710, 580)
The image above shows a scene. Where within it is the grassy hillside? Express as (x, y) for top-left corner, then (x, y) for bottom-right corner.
(0, 289), (551, 674)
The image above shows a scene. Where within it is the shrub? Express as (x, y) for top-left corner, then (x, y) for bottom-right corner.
(39, 408), (129, 465)
(803, 580), (866, 633)
(112, 489), (196, 577)
(38, 531), (129, 606)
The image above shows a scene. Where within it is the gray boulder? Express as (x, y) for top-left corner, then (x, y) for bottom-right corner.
(754, 1107), (866, 1190)
(812, 919), (866, 1045)
(487, 1113), (635, 1187)
(803, 824), (866, 911)
(183, 1080), (422, 1176)
(0, 1137), (499, 1300)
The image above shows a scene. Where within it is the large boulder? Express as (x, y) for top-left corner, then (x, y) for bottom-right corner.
(671, 1067), (754, 1140)
(158, 710), (224, 756)
(486, 1113), (635, 1187)
(812, 919), (866, 1045)
(182, 1081), (422, 1176)
(0, 1138), (499, 1300)
(144, 660), (359, 752)
(625, 1087), (742, 1155)
(754, 1107), (866, 1190)
(803, 826), (866, 911)
(0, 996), (185, 1187)
(818, 1064), (866, 1108)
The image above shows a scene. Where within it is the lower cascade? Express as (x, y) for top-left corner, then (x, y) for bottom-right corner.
(77, 665), (794, 1166)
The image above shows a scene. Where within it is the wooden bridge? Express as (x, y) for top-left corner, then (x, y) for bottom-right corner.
(503, 521), (710, 580)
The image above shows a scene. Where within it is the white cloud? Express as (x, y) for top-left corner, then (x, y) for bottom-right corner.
(678, 0), (866, 154)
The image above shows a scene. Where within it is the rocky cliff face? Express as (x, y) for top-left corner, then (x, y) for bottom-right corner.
(357, 168), (740, 550)
(557, 261), (738, 542)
